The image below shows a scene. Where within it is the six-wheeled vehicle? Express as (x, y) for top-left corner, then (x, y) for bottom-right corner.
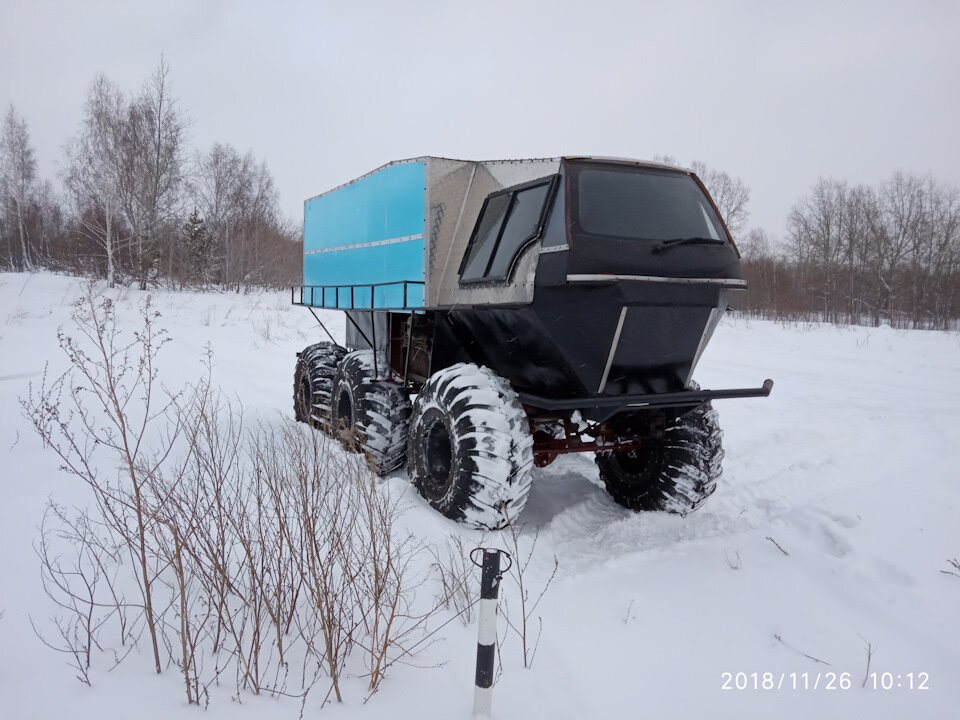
(293, 156), (772, 528)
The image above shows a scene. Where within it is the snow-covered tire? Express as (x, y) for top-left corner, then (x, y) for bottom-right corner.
(407, 363), (534, 529)
(294, 342), (348, 428)
(329, 350), (411, 475)
(596, 402), (724, 515)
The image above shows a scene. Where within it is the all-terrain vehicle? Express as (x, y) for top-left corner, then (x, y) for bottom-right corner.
(292, 157), (772, 529)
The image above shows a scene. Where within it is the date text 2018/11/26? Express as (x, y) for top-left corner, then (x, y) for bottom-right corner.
(721, 671), (930, 691)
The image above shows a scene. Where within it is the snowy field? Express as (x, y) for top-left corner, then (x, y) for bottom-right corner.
(1, 271), (958, 720)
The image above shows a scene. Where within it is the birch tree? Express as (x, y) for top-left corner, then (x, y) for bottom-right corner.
(116, 58), (187, 289)
(63, 76), (126, 286)
(0, 105), (38, 270)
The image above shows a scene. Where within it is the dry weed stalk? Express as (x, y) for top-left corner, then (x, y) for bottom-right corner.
(499, 519), (558, 670)
(430, 535), (478, 626)
(31, 503), (131, 686)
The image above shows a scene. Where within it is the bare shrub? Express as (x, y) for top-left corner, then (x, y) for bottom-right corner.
(266, 424), (443, 700)
(430, 535), (478, 626)
(498, 520), (558, 670)
(23, 284), (446, 707)
(22, 286), (181, 674)
(279, 427), (360, 703)
(32, 503), (130, 686)
(352, 471), (433, 693)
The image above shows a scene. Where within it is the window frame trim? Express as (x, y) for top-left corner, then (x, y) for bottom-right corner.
(458, 174), (560, 285)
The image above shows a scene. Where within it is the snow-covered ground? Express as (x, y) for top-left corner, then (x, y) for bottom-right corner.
(1, 272), (958, 719)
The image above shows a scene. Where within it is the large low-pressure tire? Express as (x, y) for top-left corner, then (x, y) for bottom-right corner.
(294, 342), (348, 428)
(329, 350), (411, 475)
(596, 402), (724, 515)
(407, 363), (534, 529)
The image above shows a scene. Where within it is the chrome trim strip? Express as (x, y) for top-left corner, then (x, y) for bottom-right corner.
(539, 244), (569, 255)
(598, 307), (628, 393)
(567, 273), (747, 288)
(305, 233), (424, 256)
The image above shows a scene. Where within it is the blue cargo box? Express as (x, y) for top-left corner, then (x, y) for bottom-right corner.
(301, 157), (562, 312)
(304, 160), (426, 309)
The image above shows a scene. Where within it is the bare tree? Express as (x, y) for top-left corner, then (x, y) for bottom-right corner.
(63, 76), (127, 286)
(62, 61), (186, 287)
(24, 59), (296, 288)
(787, 177), (848, 320)
(189, 143), (296, 288)
(30, 180), (64, 268)
(116, 57), (187, 289)
(653, 155), (751, 238)
(0, 105), (38, 270)
(690, 160), (752, 238)
(746, 172), (960, 328)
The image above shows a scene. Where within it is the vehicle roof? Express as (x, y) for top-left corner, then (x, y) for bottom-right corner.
(348, 155), (690, 176)
(560, 156), (690, 173)
(306, 156), (693, 204)
(422, 155), (691, 173)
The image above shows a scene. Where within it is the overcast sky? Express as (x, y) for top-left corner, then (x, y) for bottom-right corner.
(2, 0), (958, 240)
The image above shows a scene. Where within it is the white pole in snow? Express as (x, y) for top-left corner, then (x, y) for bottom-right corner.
(473, 549), (504, 718)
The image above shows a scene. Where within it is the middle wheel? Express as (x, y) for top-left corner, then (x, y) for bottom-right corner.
(407, 363), (534, 529)
(329, 350), (411, 475)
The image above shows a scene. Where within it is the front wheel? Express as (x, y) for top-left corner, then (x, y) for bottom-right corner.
(407, 363), (533, 529)
(596, 403), (724, 515)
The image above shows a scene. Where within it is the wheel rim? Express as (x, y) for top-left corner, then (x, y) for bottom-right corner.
(419, 414), (455, 500)
(616, 446), (653, 476)
(608, 441), (661, 489)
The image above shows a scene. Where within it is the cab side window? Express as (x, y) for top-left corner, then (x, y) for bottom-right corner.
(460, 177), (556, 283)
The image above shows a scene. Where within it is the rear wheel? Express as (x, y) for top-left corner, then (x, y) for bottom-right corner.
(294, 342), (348, 428)
(596, 402), (723, 515)
(407, 363), (534, 529)
(329, 350), (411, 475)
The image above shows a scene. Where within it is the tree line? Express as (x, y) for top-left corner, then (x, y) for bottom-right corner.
(737, 173), (960, 330)
(0, 60), (300, 289)
(659, 153), (960, 330)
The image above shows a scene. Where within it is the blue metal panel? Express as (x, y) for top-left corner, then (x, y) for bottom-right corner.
(303, 238), (425, 308)
(303, 161), (426, 309)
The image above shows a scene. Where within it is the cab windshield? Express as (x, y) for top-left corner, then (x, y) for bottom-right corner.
(573, 164), (729, 243)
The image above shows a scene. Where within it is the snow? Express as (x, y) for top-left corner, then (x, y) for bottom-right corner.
(1, 271), (958, 719)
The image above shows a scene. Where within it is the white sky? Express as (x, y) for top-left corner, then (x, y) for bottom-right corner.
(2, 0), (958, 240)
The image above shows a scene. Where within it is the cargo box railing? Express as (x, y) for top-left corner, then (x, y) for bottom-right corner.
(292, 280), (426, 311)
(292, 280), (427, 380)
